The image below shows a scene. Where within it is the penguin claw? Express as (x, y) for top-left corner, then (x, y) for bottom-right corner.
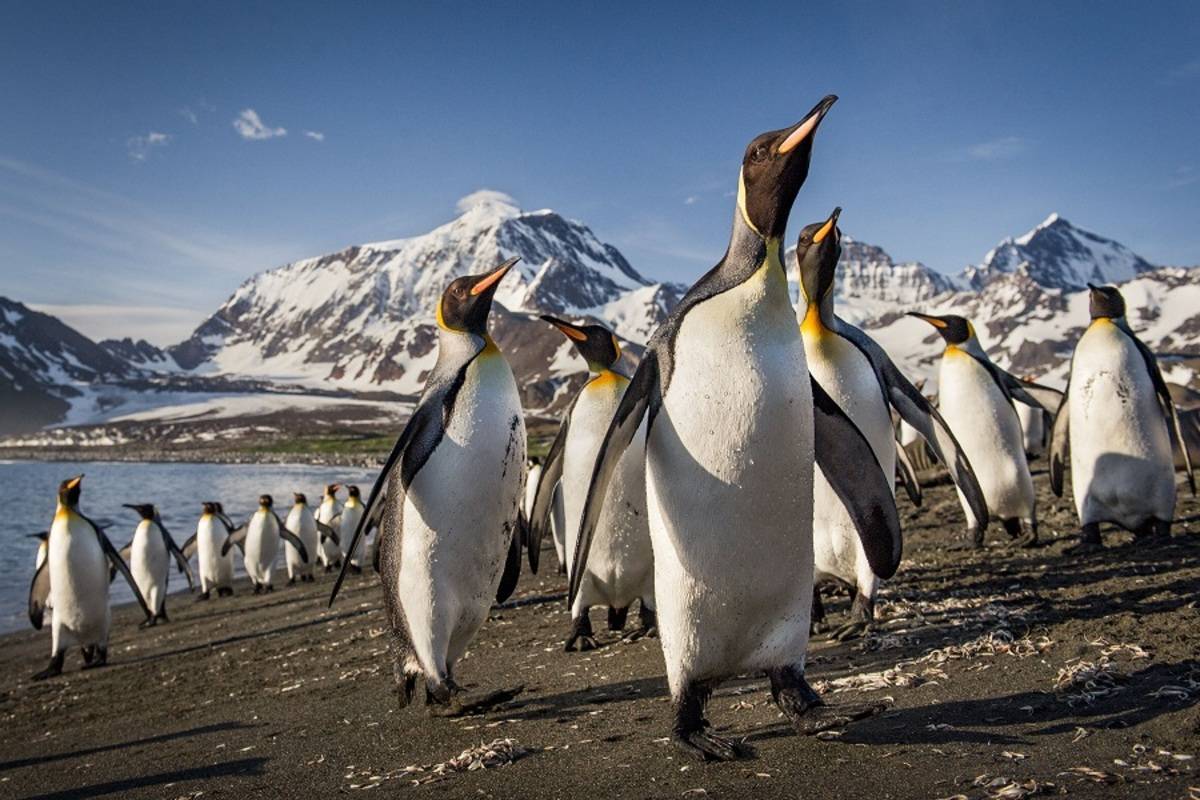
(671, 729), (743, 762)
(621, 626), (657, 643)
(564, 635), (598, 652)
(832, 621), (870, 642)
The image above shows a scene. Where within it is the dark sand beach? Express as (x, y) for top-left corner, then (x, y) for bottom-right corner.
(1, 473), (1197, 800)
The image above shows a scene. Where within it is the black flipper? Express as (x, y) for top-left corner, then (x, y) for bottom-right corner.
(1049, 379), (1072, 497)
(528, 411), (570, 574)
(837, 323), (989, 531)
(273, 511), (309, 563)
(895, 438), (922, 507)
(1125, 329), (1196, 495)
(316, 520), (341, 547)
(85, 515), (155, 623)
(569, 350), (658, 606)
(1000, 372), (1063, 415)
(221, 523), (249, 557)
(180, 532), (198, 561)
(29, 560), (50, 630)
(812, 376), (902, 579)
(156, 515), (195, 591)
(495, 525), (522, 604)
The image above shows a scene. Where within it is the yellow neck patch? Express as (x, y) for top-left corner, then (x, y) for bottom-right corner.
(481, 335), (501, 357)
(800, 304), (826, 337)
(588, 369), (626, 390)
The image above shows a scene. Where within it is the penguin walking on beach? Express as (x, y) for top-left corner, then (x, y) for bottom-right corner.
(331, 257), (527, 715)
(1050, 284), (1195, 548)
(183, 502), (238, 599)
(121, 504), (193, 625)
(315, 484), (343, 571)
(227, 494), (309, 593)
(530, 316), (656, 651)
(285, 493), (319, 584)
(340, 486), (367, 572)
(572, 98), (902, 761)
(796, 209), (988, 640)
(909, 313), (1062, 547)
(28, 476), (154, 679)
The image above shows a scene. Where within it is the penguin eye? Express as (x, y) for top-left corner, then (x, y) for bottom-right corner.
(751, 144), (769, 163)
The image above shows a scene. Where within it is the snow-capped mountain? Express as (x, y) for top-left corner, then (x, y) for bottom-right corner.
(100, 337), (179, 372)
(0, 297), (138, 434)
(959, 213), (1156, 291)
(168, 191), (682, 408)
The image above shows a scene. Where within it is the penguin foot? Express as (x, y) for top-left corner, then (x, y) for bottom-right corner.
(139, 617), (158, 629)
(31, 652), (65, 681)
(196, 591), (211, 602)
(81, 648), (108, 670)
(557, 563), (567, 575)
(396, 673), (418, 709)
(623, 607), (658, 641)
(768, 665), (888, 734)
(81, 646), (97, 666)
(287, 577), (296, 585)
(564, 614), (597, 652)
(349, 564), (362, 575)
(607, 606), (629, 632)
(217, 587), (233, 597)
(830, 621), (871, 642)
(672, 728), (742, 762)
(265, 584), (274, 593)
(1067, 524), (1104, 554)
(252, 584), (263, 595)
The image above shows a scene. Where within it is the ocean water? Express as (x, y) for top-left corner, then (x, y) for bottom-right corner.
(0, 460), (377, 634)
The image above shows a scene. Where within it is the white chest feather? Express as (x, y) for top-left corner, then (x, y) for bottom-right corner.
(48, 511), (110, 638)
(130, 520), (169, 609)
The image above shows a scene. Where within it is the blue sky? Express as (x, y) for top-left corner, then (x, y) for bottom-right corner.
(2, 1), (1198, 344)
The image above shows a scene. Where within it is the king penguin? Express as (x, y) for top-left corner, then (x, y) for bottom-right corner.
(796, 208), (988, 640)
(571, 96), (903, 761)
(234, 494), (309, 593)
(1050, 284), (1195, 548)
(183, 501), (238, 599)
(315, 484), (343, 571)
(28, 476), (154, 679)
(340, 486), (367, 572)
(121, 503), (193, 625)
(285, 493), (320, 583)
(525, 458), (567, 574)
(530, 316), (656, 650)
(909, 313), (1062, 547)
(331, 257), (527, 714)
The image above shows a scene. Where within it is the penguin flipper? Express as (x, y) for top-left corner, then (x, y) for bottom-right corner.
(221, 524), (248, 557)
(1049, 381), (1071, 497)
(837, 323), (989, 532)
(570, 350), (658, 606)
(180, 532), (198, 561)
(812, 376), (902, 579)
(528, 412), (571, 574)
(88, 516), (155, 623)
(495, 521), (522, 604)
(29, 560), (50, 630)
(1001, 372), (1064, 414)
(1126, 332), (1196, 495)
(157, 516), (196, 590)
(895, 437), (922, 507)
(316, 520), (341, 547)
(273, 512), (310, 563)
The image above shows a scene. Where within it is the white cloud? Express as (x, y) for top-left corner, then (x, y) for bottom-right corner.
(455, 189), (519, 215)
(683, 195), (698, 205)
(303, 130), (325, 142)
(965, 136), (1027, 161)
(28, 303), (203, 346)
(126, 131), (170, 162)
(232, 109), (287, 140)
(179, 107), (198, 125)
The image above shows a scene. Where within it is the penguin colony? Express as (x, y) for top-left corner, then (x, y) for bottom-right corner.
(26, 95), (1196, 762)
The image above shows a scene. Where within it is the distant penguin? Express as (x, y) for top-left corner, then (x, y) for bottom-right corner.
(184, 502), (237, 599)
(531, 316), (656, 651)
(524, 458), (567, 575)
(1050, 284), (1196, 547)
(796, 209), (988, 640)
(28, 531), (49, 571)
(341, 485), (366, 572)
(235, 494), (309, 593)
(28, 476), (154, 679)
(121, 503), (193, 625)
(286, 493), (319, 583)
(315, 484), (343, 571)
(909, 313), (1062, 547)
(331, 257), (527, 714)
(571, 99), (901, 761)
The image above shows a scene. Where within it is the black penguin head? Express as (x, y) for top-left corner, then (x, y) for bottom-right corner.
(347, 485), (361, 499)
(1088, 283), (1126, 320)
(907, 312), (974, 346)
(540, 315), (621, 373)
(259, 494), (273, 509)
(123, 503), (156, 520)
(27, 531), (48, 542)
(214, 501), (226, 514)
(527, 456), (542, 468)
(437, 256), (520, 335)
(795, 207), (843, 306)
(738, 94), (837, 240)
(293, 492), (307, 506)
(57, 475), (83, 508)
(201, 501), (218, 515)
(324, 483), (340, 498)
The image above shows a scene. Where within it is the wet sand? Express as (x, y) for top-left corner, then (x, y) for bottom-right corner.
(1, 472), (1197, 799)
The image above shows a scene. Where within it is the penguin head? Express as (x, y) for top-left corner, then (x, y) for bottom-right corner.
(123, 503), (156, 520)
(540, 315), (621, 373)
(527, 456), (542, 468)
(437, 256), (520, 335)
(258, 494), (274, 509)
(324, 483), (340, 498)
(795, 206), (843, 306)
(1088, 283), (1126, 320)
(201, 501), (218, 515)
(27, 531), (48, 542)
(293, 492), (308, 506)
(907, 313), (975, 346)
(738, 94), (837, 240)
(347, 485), (361, 499)
(57, 475), (83, 508)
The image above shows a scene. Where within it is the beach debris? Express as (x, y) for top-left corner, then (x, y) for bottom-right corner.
(343, 738), (529, 789)
(1061, 765), (1121, 784)
(1053, 658), (1126, 706)
(972, 774), (1057, 798)
(1090, 638), (1151, 659)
